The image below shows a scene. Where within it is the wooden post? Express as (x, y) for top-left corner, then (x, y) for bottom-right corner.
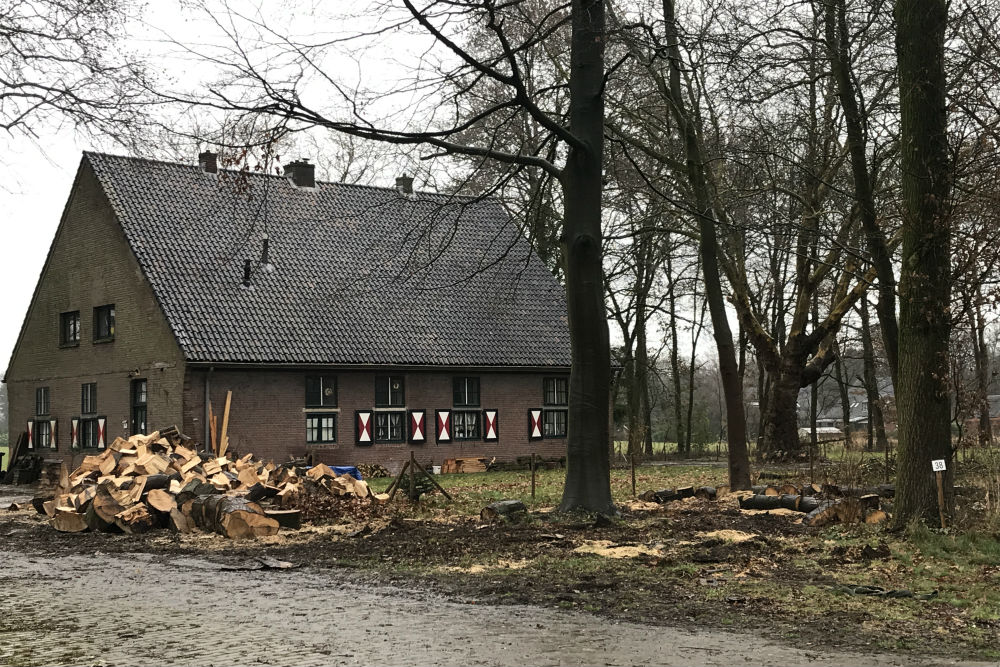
(630, 448), (636, 497)
(936, 470), (947, 529)
(409, 450), (416, 502)
(810, 438), (815, 484)
(530, 452), (536, 501)
(219, 391), (233, 457)
(387, 460), (411, 501)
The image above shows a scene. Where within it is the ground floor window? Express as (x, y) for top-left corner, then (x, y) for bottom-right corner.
(374, 411), (405, 442)
(453, 410), (481, 440)
(306, 414), (337, 444)
(131, 379), (147, 435)
(543, 409), (567, 438)
(35, 420), (52, 448)
(81, 418), (100, 449)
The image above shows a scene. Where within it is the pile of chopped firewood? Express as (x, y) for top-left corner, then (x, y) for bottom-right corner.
(34, 430), (385, 539)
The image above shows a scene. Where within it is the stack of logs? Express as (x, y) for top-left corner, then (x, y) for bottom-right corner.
(738, 482), (892, 526)
(36, 430), (380, 539)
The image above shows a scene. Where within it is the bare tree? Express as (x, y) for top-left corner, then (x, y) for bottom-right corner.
(1, 0), (153, 149)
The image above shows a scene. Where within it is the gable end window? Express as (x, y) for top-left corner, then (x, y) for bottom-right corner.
(60, 311), (80, 346)
(81, 383), (97, 415)
(375, 376), (405, 407)
(306, 375), (338, 407)
(453, 377), (480, 407)
(94, 304), (115, 341)
(543, 377), (568, 406)
(35, 387), (50, 416)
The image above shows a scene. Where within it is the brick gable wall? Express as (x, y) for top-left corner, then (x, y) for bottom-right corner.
(4, 164), (186, 465)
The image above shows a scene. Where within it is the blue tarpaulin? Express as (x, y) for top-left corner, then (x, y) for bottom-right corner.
(331, 465), (362, 480)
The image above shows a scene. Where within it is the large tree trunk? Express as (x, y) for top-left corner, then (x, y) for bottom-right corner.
(759, 361), (805, 461)
(894, 0), (953, 524)
(558, 0), (614, 514)
(662, 0), (751, 489)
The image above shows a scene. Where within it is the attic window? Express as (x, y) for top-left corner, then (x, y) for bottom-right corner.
(375, 376), (405, 407)
(60, 311), (80, 346)
(94, 304), (115, 341)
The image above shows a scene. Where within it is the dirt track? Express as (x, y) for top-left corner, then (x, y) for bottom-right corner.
(0, 548), (989, 667)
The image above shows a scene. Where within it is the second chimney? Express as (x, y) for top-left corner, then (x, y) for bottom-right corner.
(199, 151), (218, 174)
(395, 175), (414, 194)
(284, 159), (315, 188)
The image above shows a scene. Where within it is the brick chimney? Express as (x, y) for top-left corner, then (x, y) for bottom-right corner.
(284, 159), (315, 188)
(395, 175), (414, 194)
(199, 151), (218, 174)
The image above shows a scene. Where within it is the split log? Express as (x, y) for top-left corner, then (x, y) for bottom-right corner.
(264, 509), (302, 530)
(190, 495), (279, 539)
(114, 504), (158, 534)
(147, 489), (177, 513)
(480, 499), (527, 521)
(246, 483), (280, 503)
(142, 474), (173, 491)
(52, 508), (89, 533)
(92, 482), (132, 525)
(169, 508), (195, 533)
(85, 502), (120, 532)
(805, 500), (841, 527)
(31, 496), (53, 515)
(779, 494), (801, 511)
(738, 494), (783, 511)
(798, 496), (822, 514)
(865, 509), (889, 524)
(694, 486), (717, 501)
(778, 484), (799, 496)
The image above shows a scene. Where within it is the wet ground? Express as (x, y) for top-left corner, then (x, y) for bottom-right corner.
(0, 549), (987, 667)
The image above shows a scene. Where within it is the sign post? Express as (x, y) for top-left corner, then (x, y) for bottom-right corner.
(931, 459), (947, 529)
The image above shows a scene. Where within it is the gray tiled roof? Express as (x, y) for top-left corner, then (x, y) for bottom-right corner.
(86, 152), (570, 367)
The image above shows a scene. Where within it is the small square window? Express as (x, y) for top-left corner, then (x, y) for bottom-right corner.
(306, 375), (337, 407)
(543, 409), (567, 437)
(94, 304), (115, 341)
(544, 377), (568, 406)
(60, 311), (80, 346)
(306, 414), (337, 444)
(374, 411), (405, 442)
(375, 376), (405, 407)
(453, 377), (480, 407)
(35, 387), (50, 416)
(81, 383), (97, 414)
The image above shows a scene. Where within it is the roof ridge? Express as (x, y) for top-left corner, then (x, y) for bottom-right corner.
(84, 151), (482, 202)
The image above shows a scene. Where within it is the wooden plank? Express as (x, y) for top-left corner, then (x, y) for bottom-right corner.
(209, 401), (217, 456)
(219, 391), (232, 458)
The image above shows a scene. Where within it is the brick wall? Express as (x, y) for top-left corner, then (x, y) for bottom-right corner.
(4, 162), (186, 467)
(183, 368), (568, 472)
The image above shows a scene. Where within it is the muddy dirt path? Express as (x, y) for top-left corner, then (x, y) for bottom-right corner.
(0, 550), (987, 667)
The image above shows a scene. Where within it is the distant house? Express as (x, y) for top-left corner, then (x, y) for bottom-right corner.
(813, 378), (896, 433)
(3, 152), (572, 470)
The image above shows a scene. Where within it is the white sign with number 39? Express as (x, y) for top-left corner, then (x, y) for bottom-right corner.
(931, 459), (946, 472)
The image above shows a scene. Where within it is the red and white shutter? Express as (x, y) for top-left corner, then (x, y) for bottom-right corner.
(97, 416), (107, 449)
(483, 410), (498, 441)
(408, 410), (426, 443)
(356, 411), (373, 445)
(49, 419), (58, 450)
(71, 418), (80, 449)
(528, 409), (543, 440)
(436, 410), (451, 442)
(26, 421), (34, 450)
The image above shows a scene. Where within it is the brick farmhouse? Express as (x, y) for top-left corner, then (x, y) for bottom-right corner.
(4, 152), (572, 471)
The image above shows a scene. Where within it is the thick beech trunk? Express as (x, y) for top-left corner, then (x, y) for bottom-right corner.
(558, 0), (614, 514)
(759, 362), (805, 461)
(894, 0), (953, 524)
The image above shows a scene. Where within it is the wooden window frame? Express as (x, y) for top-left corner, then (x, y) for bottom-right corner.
(35, 387), (50, 416)
(93, 304), (116, 342)
(375, 376), (405, 407)
(81, 383), (97, 415)
(452, 410), (482, 441)
(374, 411), (406, 443)
(60, 311), (80, 346)
(306, 413), (337, 444)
